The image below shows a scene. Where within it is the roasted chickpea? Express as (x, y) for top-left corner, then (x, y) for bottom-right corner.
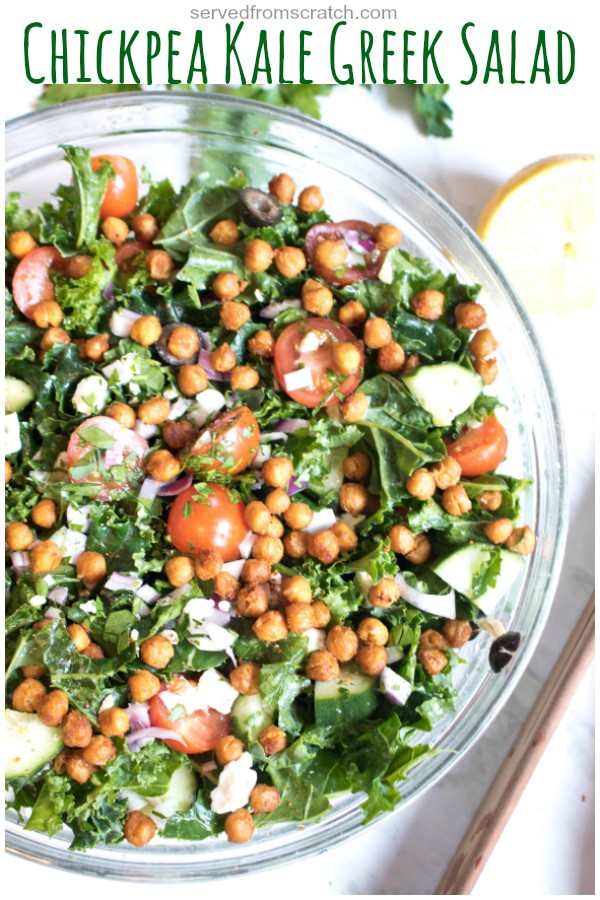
(469, 328), (498, 359)
(138, 396), (171, 426)
(145, 449), (181, 482)
(478, 492), (502, 513)
(403, 353), (421, 373)
(420, 628), (448, 652)
(214, 571), (240, 601)
(105, 402), (136, 429)
(241, 558), (271, 586)
(364, 317), (392, 350)
(62, 710), (93, 748)
(273, 246), (306, 279)
(301, 278), (334, 316)
(250, 783), (281, 813)
(310, 529), (342, 565)
(40, 327), (70, 351)
(162, 419), (196, 452)
(263, 489), (289, 517)
(282, 575), (312, 605)
(12, 678), (46, 713)
(357, 618), (389, 647)
(8, 230), (37, 258)
(338, 300), (367, 329)
(378, 341), (405, 373)
(5, 460), (13, 483)
(411, 289), (445, 320)
(474, 357), (498, 385)
(124, 811), (157, 847)
(128, 670), (161, 703)
(332, 341), (362, 376)
(340, 391), (369, 422)
(65, 750), (97, 785)
(53, 748), (71, 774)
(140, 634), (175, 669)
(308, 604), (329, 632)
(505, 525), (536, 556)
(210, 219), (242, 246)
(22, 664), (47, 678)
(269, 173), (295, 204)
(167, 325), (200, 360)
(373, 223), (402, 249)
(129, 315), (162, 347)
(266, 516), (285, 539)
(209, 343), (237, 373)
(368, 577), (401, 609)
(81, 642), (105, 659)
(132, 212), (159, 242)
(66, 623), (91, 653)
(259, 724), (287, 755)
(430, 456), (462, 491)
(230, 661), (260, 695)
(244, 500), (271, 536)
(356, 644), (388, 676)
(192, 549), (222, 581)
(244, 238), (274, 273)
(31, 299), (63, 329)
(146, 249), (175, 281)
(285, 602), (315, 633)
(178, 364), (208, 397)
(224, 809), (254, 844)
(251, 536), (284, 566)
(5, 521), (34, 551)
(331, 521), (358, 553)
(315, 239), (348, 270)
(283, 501), (313, 531)
(212, 271), (248, 301)
(76, 550), (106, 586)
(404, 533), (431, 565)
(344, 453), (371, 486)
(326, 625), (358, 662)
(443, 619), (473, 649)
(298, 185), (324, 212)
(102, 216), (129, 245)
(84, 333), (111, 363)
(215, 735), (244, 766)
(406, 468), (436, 500)
(442, 485), (472, 517)
(252, 610), (288, 642)
(165, 556), (195, 587)
(37, 690), (69, 727)
(339, 482), (369, 515)
(306, 650), (339, 681)
(283, 530), (309, 560)
(54, 254), (93, 279)
(247, 329), (275, 358)
(98, 706), (130, 738)
(236, 585), (269, 618)
(227, 364), (259, 392)
(219, 300), (251, 332)
(388, 524), (416, 556)
(83, 735), (117, 766)
(455, 302), (487, 330)
(30, 540), (62, 574)
(262, 456), (294, 490)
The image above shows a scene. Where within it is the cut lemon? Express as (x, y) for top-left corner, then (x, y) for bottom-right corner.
(477, 155), (595, 314)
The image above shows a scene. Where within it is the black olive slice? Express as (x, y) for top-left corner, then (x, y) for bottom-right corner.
(489, 631), (522, 673)
(468, 621), (481, 641)
(240, 187), (282, 227)
(154, 323), (202, 367)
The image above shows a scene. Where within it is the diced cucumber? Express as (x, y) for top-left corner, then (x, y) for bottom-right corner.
(307, 447), (348, 498)
(231, 693), (273, 744)
(402, 363), (482, 427)
(143, 765), (197, 822)
(5, 709), (63, 779)
(4, 412), (21, 455)
(5, 376), (35, 414)
(314, 665), (378, 728)
(431, 544), (525, 616)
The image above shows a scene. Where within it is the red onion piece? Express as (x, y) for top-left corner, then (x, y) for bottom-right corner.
(10, 551), (31, 571)
(105, 572), (140, 592)
(139, 477), (162, 501)
(380, 666), (412, 706)
(109, 307), (141, 337)
(157, 474), (193, 497)
(103, 282), (115, 302)
(126, 701), (151, 731)
(340, 227), (377, 253)
(394, 573), (456, 619)
(127, 726), (182, 751)
(104, 449), (124, 468)
(238, 531), (257, 559)
(134, 421), (159, 440)
(48, 587), (69, 605)
(44, 607), (62, 621)
(288, 477), (308, 496)
(198, 349), (229, 382)
(274, 418), (310, 433)
(259, 299), (302, 319)
(197, 329), (213, 351)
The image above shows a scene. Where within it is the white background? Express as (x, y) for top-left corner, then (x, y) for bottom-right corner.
(3, 1), (596, 896)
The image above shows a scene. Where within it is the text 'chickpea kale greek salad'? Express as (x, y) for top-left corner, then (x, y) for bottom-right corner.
(5, 146), (536, 850)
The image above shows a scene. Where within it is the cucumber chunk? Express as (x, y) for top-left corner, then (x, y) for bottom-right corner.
(5, 709), (63, 779)
(231, 693), (273, 744)
(4, 412), (21, 455)
(431, 544), (525, 616)
(314, 665), (378, 728)
(143, 765), (197, 821)
(402, 363), (482, 427)
(5, 376), (35, 414)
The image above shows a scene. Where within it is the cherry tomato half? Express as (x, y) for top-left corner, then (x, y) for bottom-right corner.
(12, 246), (61, 318)
(274, 317), (364, 408)
(115, 240), (151, 268)
(167, 483), (250, 562)
(305, 220), (386, 286)
(91, 154), (138, 219)
(148, 677), (231, 754)
(185, 406), (260, 476)
(66, 416), (148, 500)
(446, 416), (508, 477)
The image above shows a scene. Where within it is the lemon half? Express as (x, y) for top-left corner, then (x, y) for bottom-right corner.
(477, 155), (595, 314)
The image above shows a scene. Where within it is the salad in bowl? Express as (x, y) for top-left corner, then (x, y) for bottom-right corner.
(5, 144), (535, 852)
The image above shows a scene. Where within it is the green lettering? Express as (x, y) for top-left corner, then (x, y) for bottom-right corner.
(23, 22), (44, 84)
(225, 23), (246, 84)
(402, 30), (416, 84)
(360, 30), (376, 83)
(119, 30), (141, 83)
(423, 30), (444, 82)
(484, 30), (504, 84)
(75, 30), (91, 82)
(147, 32), (161, 83)
(557, 30), (575, 83)
(382, 31), (396, 84)
(460, 21), (477, 85)
(252, 31), (272, 82)
(187, 31), (207, 83)
(299, 30), (312, 83)
(530, 31), (550, 84)
(97, 31), (113, 83)
(168, 30), (181, 84)
(510, 31), (525, 84)
(330, 22), (353, 84)
(278, 31), (293, 84)
(51, 29), (68, 83)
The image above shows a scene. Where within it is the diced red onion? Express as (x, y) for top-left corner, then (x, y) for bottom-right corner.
(198, 349), (229, 382)
(105, 572), (140, 592)
(386, 646), (403, 665)
(44, 607), (62, 621)
(168, 398), (192, 421)
(139, 478), (162, 501)
(380, 666), (413, 706)
(127, 726), (182, 751)
(126, 701), (151, 731)
(259, 299), (302, 319)
(394, 573), (456, 619)
(217, 600), (232, 612)
(10, 551), (31, 571)
(197, 329), (213, 351)
(238, 531), (257, 559)
(205, 607), (231, 628)
(200, 760), (218, 773)
(109, 307), (141, 337)
(134, 421), (159, 440)
(341, 227), (376, 253)
(222, 559), (245, 579)
(48, 587), (69, 605)
(275, 418), (310, 433)
(103, 282), (115, 302)
(157, 474), (193, 497)
(259, 430), (288, 443)
(136, 583), (160, 604)
(288, 477), (308, 496)
(104, 449), (124, 468)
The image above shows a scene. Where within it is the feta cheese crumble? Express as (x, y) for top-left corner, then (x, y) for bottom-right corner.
(210, 752), (257, 814)
(72, 375), (110, 415)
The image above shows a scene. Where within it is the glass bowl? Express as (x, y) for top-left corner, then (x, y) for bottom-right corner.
(5, 92), (568, 881)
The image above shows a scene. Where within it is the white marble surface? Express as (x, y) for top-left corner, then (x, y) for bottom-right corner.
(4, 83), (596, 896)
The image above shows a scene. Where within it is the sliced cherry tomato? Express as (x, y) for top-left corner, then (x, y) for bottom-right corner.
(305, 220), (385, 286)
(167, 483), (250, 561)
(12, 246), (61, 318)
(185, 407), (260, 476)
(148, 677), (231, 754)
(446, 416), (508, 477)
(91, 154), (138, 219)
(115, 239), (151, 268)
(66, 416), (148, 500)
(274, 317), (364, 408)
